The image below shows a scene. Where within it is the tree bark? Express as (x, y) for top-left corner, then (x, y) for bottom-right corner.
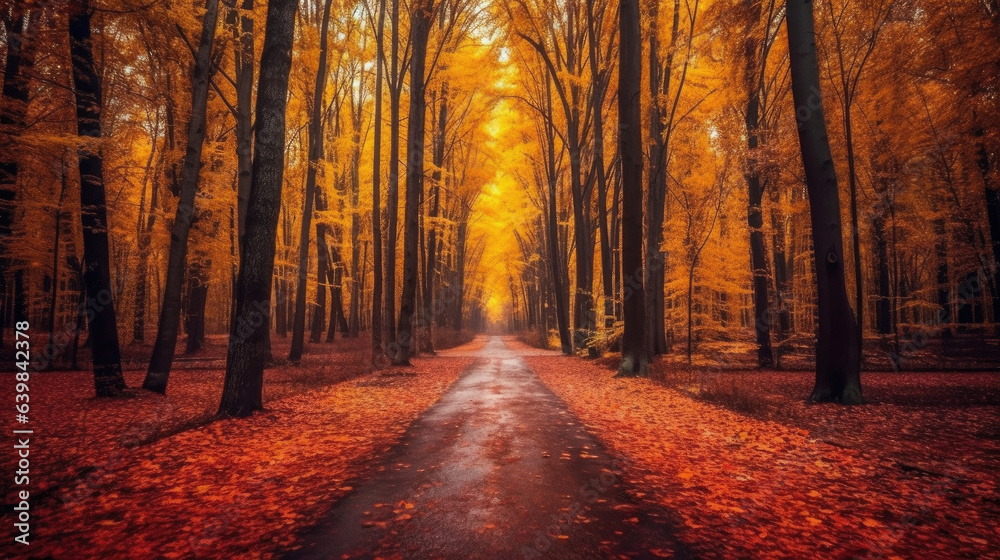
(617, 0), (647, 376)
(311, 189), (329, 343)
(231, 0), (254, 253)
(746, 90), (774, 367)
(145, 0), (221, 393)
(371, 0), (386, 359)
(393, 0), (436, 365)
(385, 0), (402, 346)
(69, 0), (128, 397)
(0, 6), (39, 349)
(219, 0), (298, 417)
(289, 0), (334, 362)
(785, 0), (861, 404)
(586, 0), (614, 333)
(544, 77), (573, 354)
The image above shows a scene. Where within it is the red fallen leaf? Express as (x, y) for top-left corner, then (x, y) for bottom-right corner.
(523, 352), (1000, 560)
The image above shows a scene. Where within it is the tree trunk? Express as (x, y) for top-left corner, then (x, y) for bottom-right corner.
(289, 0), (334, 362)
(311, 193), (328, 343)
(844, 107), (864, 365)
(0, 7), (39, 349)
(644, 0), (680, 357)
(976, 140), (1000, 325)
(544, 78), (573, 354)
(219, 0), (297, 417)
(393, 0), (435, 365)
(371, 0), (386, 359)
(785, 0), (861, 404)
(385, 0), (402, 346)
(133, 117), (160, 343)
(747, 91), (774, 367)
(873, 206), (891, 335)
(145, 0), (221, 393)
(231, 0), (254, 253)
(329, 240), (351, 335)
(424, 83), (447, 354)
(617, 0), (647, 376)
(69, 0), (128, 397)
(586, 0), (614, 333)
(349, 97), (363, 338)
(454, 220), (467, 331)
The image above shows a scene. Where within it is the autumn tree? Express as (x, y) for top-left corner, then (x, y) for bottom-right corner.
(392, 0), (437, 365)
(785, 0), (861, 403)
(617, 0), (647, 376)
(69, 0), (129, 397)
(289, 0), (335, 363)
(220, 0), (298, 417)
(144, 0), (221, 393)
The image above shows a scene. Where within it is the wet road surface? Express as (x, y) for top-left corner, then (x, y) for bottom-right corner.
(286, 337), (688, 560)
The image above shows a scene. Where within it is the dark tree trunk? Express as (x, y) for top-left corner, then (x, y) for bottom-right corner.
(349, 95), (363, 338)
(785, 0), (861, 404)
(69, 0), (128, 397)
(289, 0), (335, 362)
(385, 0), (402, 346)
(371, 0), (386, 359)
(423, 83), (447, 355)
(0, 7), (39, 348)
(231, 0), (254, 252)
(617, 0), (647, 376)
(329, 240), (351, 335)
(586, 0), (614, 332)
(976, 141), (1000, 324)
(393, 0), (435, 365)
(934, 217), (951, 335)
(219, 0), (298, 417)
(145, 0), (221, 393)
(454, 220), (467, 331)
(873, 207), (891, 335)
(311, 199), (328, 342)
(844, 108), (864, 366)
(746, 92), (774, 367)
(741, 5), (774, 368)
(275, 277), (287, 336)
(644, 0), (680, 357)
(133, 122), (160, 343)
(544, 78), (573, 354)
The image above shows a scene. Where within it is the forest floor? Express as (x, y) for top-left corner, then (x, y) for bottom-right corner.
(525, 341), (1000, 559)
(4, 335), (998, 558)
(1, 336), (481, 559)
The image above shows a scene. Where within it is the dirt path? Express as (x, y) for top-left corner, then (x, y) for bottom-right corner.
(286, 336), (687, 560)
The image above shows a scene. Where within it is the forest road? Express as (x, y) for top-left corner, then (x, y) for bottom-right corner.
(284, 336), (690, 560)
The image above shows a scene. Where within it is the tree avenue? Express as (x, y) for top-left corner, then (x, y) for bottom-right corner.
(0, 0), (997, 413)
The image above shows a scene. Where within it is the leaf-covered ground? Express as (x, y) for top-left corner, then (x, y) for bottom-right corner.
(520, 343), (1000, 559)
(3, 338), (476, 559)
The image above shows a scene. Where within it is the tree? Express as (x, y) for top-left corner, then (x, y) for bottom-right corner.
(219, 0), (298, 417)
(69, 0), (129, 397)
(645, 0), (700, 356)
(392, 0), (437, 365)
(144, 0), (221, 393)
(0, 4), (39, 350)
(785, 0), (861, 404)
(617, 0), (647, 376)
(289, 0), (335, 362)
(369, 0), (387, 360)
